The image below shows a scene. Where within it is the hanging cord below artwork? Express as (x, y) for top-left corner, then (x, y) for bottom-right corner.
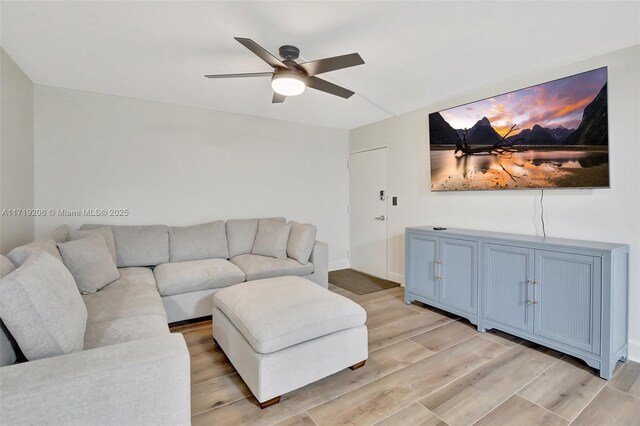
(540, 189), (546, 238)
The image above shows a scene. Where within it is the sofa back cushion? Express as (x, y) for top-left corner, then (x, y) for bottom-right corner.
(80, 224), (169, 267)
(169, 221), (229, 262)
(0, 255), (15, 278)
(226, 217), (285, 258)
(57, 233), (121, 294)
(0, 251), (87, 361)
(6, 239), (62, 267)
(287, 222), (317, 264)
(251, 219), (292, 260)
(0, 255), (19, 366)
(48, 224), (71, 243)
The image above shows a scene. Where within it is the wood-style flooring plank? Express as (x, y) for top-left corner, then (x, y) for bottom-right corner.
(190, 343), (236, 385)
(191, 372), (252, 415)
(273, 411), (317, 426)
(362, 297), (422, 330)
(517, 356), (605, 421)
(192, 339), (432, 426)
(571, 387), (640, 426)
(478, 329), (522, 347)
(607, 360), (640, 398)
(410, 320), (479, 353)
(306, 336), (507, 426)
(419, 343), (561, 426)
(368, 310), (454, 352)
(474, 395), (568, 426)
(178, 323), (214, 346)
(375, 403), (447, 426)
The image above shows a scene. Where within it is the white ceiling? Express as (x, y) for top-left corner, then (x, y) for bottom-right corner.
(2, 1), (639, 130)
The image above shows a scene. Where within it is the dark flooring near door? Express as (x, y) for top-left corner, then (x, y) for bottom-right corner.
(173, 285), (640, 425)
(329, 268), (400, 295)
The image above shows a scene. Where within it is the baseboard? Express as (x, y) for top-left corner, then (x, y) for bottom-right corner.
(329, 259), (350, 271)
(388, 271), (405, 286)
(628, 339), (640, 362)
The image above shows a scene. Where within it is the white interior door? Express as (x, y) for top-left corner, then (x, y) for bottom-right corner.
(350, 147), (388, 278)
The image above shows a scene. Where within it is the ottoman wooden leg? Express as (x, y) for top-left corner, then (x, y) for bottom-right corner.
(349, 360), (366, 370)
(258, 396), (281, 409)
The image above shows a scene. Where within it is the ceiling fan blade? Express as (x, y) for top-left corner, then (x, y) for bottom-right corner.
(272, 93), (286, 104)
(204, 72), (273, 79)
(305, 76), (355, 99)
(234, 37), (287, 69)
(298, 53), (364, 76)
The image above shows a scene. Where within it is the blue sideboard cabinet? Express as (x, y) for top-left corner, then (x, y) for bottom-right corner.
(405, 226), (629, 379)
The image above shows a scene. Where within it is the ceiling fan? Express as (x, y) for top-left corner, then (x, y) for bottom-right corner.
(205, 37), (365, 103)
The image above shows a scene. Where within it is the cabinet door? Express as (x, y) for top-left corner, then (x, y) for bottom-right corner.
(534, 250), (601, 353)
(483, 243), (534, 332)
(440, 238), (478, 315)
(406, 233), (439, 302)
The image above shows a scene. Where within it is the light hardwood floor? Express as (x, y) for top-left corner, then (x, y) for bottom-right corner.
(171, 284), (640, 426)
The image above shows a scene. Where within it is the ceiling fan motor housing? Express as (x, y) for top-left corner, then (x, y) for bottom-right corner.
(279, 45), (300, 60)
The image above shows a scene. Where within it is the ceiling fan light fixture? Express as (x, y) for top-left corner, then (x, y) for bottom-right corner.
(271, 72), (305, 96)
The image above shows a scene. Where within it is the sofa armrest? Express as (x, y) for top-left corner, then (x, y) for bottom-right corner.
(0, 333), (190, 426)
(309, 240), (328, 288)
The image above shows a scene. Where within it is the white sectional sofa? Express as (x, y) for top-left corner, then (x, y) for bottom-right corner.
(0, 217), (328, 425)
(79, 217), (328, 322)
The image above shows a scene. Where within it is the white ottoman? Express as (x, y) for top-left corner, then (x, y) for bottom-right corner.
(212, 276), (368, 408)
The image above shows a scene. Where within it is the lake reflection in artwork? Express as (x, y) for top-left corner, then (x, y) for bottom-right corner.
(430, 149), (609, 191)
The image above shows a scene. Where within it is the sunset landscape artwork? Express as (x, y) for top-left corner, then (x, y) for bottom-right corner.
(428, 67), (609, 191)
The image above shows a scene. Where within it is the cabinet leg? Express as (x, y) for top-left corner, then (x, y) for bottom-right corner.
(258, 396), (281, 409)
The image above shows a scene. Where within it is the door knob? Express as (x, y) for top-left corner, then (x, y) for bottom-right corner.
(374, 216), (386, 221)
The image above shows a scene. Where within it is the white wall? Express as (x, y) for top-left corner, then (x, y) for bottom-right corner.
(350, 45), (640, 361)
(0, 49), (35, 254)
(34, 86), (350, 269)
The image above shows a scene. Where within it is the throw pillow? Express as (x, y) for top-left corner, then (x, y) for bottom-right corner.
(287, 221), (317, 264)
(70, 227), (117, 263)
(251, 219), (292, 259)
(0, 251), (87, 360)
(169, 220), (229, 262)
(7, 239), (62, 267)
(57, 233), (120, 294)
(226, 217), (285, 258)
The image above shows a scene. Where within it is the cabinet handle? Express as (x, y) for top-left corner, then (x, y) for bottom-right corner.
(527, 299), (539, 305)
(527, 279), (538, 285)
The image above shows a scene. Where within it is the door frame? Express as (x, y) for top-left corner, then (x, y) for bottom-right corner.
(349, 145), (390, 279)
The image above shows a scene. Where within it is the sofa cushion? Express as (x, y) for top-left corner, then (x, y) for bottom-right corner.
(169, 221), (229, 262)
(0, 256), (19, 367)
(6, 239), (62, 267)
(83, 267), (165, 324)
(154, 258), (245, 296)
(230, 254), (314, 281)
(80, 224), (169, 267)
(226, 217), (285, 258)
(0, 251), (87, 361)
(213, 276), (366, 353)
(0, 255), (15, 278)
(70, 227), (117, 263)
(251, 219), (291, 259)
(58, 234), (120, 294)
(287, 221), (317, 264)
(48, 224), (71, 243)
(83, 314), (169, 350)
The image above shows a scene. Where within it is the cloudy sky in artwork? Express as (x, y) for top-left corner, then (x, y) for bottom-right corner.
(440, 68), (607, 136)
